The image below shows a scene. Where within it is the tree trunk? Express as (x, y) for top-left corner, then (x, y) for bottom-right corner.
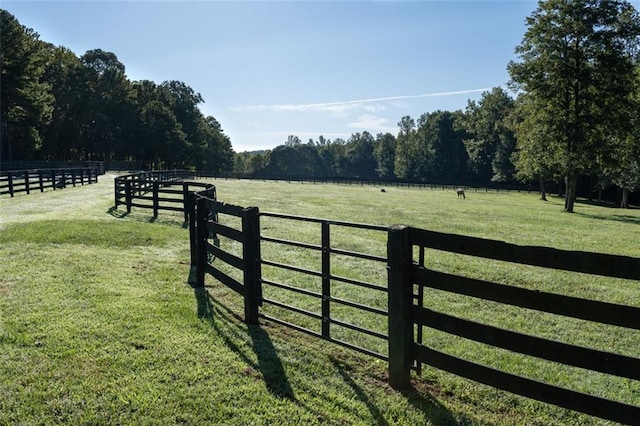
(564, 174), (578, 213)
(621, 187), (630, 209)
(539, 177), (547, 201)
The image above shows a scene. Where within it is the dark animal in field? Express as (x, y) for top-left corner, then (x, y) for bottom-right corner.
(456, 188), (465, 199)
(381, 188), (386, 193)
(55, 179), (65, 189)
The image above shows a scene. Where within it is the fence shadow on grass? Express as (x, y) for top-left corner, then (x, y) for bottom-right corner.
(329, 357), (390, 426)
(191, 284), (295, 401)
(329, 357), (468, 426)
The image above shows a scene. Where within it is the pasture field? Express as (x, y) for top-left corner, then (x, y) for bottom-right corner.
(0, 174), (638, 425)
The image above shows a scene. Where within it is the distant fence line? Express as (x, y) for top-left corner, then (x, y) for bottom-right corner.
(199, 172), (539, 193)
(0, 167), (100, 198)
(1, 161), (105, 175)
(185, 186), (640, 425)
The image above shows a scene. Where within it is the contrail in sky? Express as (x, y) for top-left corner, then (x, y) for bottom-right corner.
(232, 88), (492, 112)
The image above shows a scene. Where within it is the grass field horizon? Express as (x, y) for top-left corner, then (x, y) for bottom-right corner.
(1, 173), (638, 425)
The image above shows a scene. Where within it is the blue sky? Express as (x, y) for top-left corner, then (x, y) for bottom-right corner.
(5, 1), (546, 152)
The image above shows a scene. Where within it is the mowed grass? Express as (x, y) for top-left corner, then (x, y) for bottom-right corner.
(0, 175), (638, 425)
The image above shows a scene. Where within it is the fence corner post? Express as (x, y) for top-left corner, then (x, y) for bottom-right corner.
(242, 206), (261, 325)
(387, 224), (413, 390)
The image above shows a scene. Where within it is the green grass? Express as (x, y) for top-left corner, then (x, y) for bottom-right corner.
(1, 175), (638, 425)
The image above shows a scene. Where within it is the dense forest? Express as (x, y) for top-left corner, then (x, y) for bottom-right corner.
(2, 1), (640, 209)
(0, 10), (234, 173)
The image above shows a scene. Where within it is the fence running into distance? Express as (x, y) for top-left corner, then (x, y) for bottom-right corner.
(0, 167), (100, 197)
(112, 174), (640, 424)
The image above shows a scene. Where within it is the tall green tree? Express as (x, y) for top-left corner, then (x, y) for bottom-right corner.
(40, 44), (88, 160)
(373, 132), (396, 178)
(346, 131), (377, 178)
(393, 115), (417, 180)
(511, 93), (564, 200)
(508, 0), (640, 212)
(0, 10), (53, 162)
(80, 49), (132, 161)
(462, 87), (517, 183)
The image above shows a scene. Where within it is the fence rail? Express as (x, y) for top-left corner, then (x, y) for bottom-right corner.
(0, 168), (99, 197)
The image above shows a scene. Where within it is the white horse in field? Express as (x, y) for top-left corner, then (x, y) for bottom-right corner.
(456, 188), (466, 199)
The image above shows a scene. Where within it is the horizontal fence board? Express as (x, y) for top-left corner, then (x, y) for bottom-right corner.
(330, 247), (387, 263)
(259, 313), (323, 339)
(330, 317), (388, 341)
(157, 188), (184, 195)
(206, 241), (244, 270)
(261, 259), (323, 278)
(129, 202), (153, 209)
(260, 210), (388, 232)
(207, 221), (244, 243)
(413, 306), (640, 380)
(330, 296), (388, 317)
(208, 200), (245, 217)
(330, 273), (388, 292)
(415, 268), (640, 330)
(261, 298), (322, 320)
(328, 336), (388, 361)
(155, 197), (183, 203)
(261, 235), (321, 252)
(262, 279), (322, 300)
(411, 228), (640, 280)
(156, 205), (183, 213)
(205, 264), (244, 296)
(414, 344), (640, 425)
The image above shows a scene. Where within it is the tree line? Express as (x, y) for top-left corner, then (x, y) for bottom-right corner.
(3, 1), (640, 210)
(1, 9), (234, 173)
(234, 87), (517, 188)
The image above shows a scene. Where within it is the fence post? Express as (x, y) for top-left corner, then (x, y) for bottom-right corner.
(242, 206), (260, 325)
(8, 172), (14, 197)
(38, 171), (44, 192)
(114, 178), (119, 208)
(196, 197), (207, 288)
(321, 221), (331, 338)
(25, 171), (30, 194)
(182, 182), (190, 223)
(152, 181), (159, 218)
(186, 193), (199, 286)
(387, 224), (413, 389)
(125, 180), (132, 213)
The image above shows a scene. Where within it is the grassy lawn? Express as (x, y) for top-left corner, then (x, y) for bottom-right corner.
(1, 174), (638, 425)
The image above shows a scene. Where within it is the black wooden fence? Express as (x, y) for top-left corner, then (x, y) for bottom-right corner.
(187, 189), (640, 424)
(387, 226), (640, 425)
(0, 168), (99, 197)
(114, 170), (213, 221)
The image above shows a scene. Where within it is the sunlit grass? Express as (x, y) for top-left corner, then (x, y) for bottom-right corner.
(0, 175), (638, 425)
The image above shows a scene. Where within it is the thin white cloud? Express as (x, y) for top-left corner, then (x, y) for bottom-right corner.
(349, 114), (396, 132)
(256, 131), (351, 138)
(231, 88), (491, 113)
